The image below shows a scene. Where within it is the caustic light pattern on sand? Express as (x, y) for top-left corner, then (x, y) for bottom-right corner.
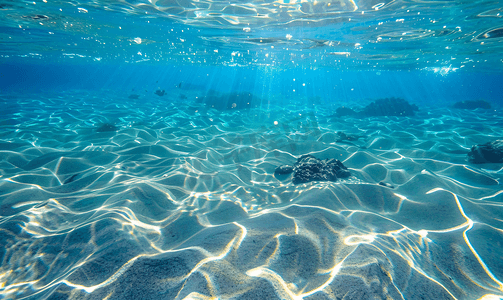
(1, 92), (503, 299)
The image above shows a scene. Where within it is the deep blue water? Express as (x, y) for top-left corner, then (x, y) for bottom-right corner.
(2, 63), (503, 108)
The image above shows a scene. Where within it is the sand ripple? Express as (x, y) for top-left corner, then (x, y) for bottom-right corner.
(1, 92), (502, 299)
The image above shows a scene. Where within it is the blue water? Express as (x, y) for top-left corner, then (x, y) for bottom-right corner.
(1, 0), (503, 299)
(2, 63), (503, 106)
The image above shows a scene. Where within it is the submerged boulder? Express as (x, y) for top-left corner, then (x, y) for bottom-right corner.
(360, 97), (418, 117)
(452, 100), (491, 110)
(275, 155), (350, 185)
(468, 140), (503, 163)
(155, 89), (166, 96)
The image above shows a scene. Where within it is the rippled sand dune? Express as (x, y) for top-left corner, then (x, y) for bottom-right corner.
(1, 91), (502, 300)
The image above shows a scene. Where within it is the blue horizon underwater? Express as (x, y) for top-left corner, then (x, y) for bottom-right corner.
(1, 0), (503, 299)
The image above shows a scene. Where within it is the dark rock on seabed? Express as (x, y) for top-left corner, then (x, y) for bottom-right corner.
(360, 97), (418, 117)
(468, 140), (503, 163)
(155, 89), (166, 96)
(276, 155), (351, 185)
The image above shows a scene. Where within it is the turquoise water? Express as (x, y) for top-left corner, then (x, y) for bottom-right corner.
(2, 0), (503, 70)
(1, 1), (503, 300)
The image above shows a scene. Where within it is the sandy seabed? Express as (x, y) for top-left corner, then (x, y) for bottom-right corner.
(1, 91), (503, 300)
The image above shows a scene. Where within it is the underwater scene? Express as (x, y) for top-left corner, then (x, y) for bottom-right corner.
(1, 0), (503, 299)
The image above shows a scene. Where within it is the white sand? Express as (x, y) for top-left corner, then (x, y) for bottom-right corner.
(0, 91), (502, 299)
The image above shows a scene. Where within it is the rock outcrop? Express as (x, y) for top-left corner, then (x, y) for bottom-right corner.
(275, 155), (350, 185)
(468, 140), (503, 163)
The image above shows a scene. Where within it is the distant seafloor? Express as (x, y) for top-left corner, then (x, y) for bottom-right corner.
(1, 90), (503, 300)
